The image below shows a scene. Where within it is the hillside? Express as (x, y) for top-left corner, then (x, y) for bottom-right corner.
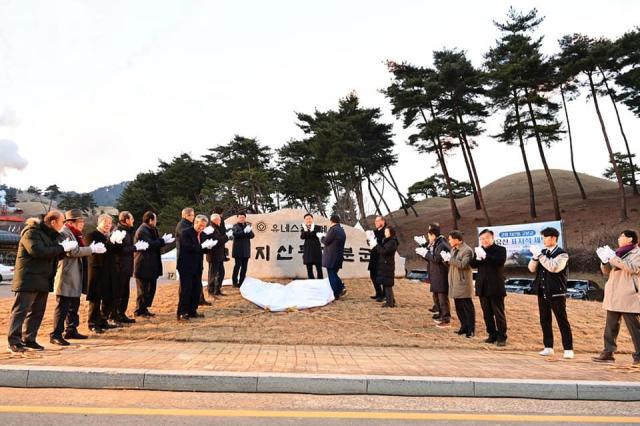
(381, 169), (640, 271)
(90, 181), (129, 206)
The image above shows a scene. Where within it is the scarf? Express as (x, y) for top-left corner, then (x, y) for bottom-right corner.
(616, 243), (636, 258)
(66, 224), (85, 247)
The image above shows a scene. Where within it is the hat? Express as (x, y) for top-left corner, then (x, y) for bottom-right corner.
(64, 209), (84, 221)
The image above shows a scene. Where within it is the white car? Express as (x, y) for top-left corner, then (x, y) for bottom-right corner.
(0, 264), (15, 282)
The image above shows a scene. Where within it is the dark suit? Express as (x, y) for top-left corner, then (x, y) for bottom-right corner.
(322, 224), (346, 298)
(232, 223), (254, 286)
(204, 224), (229, 295)
(470, 244), (508, 342)
(113, 223), (136, 319)
(301, 224), (323, 279)
(133, 223), (165, 315)
(176, 227), (204, 317)
(85, 230), (118, 327)
(367, 227), (386, 297)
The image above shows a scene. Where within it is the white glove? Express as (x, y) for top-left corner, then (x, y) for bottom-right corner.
(59, 239), (78, 252)
(203, 226), (214, 235)
(415, 247), (428, 258)
(369, 239), (377, 249)
(474, 246), (486, 260)
(414, 235), (427, 246)
(201, 239), (218, 249)
(529, 245), (542, 259)
(162, 233), (175, 244)
(365, 230), (375, 241)
(90, 241), (107, 254)
(317, 232), (326, 240)
(596, 245), (616, 263)
(134, 240), (149, 251)
(244, 225), (252, 234)
(440, 251), (451, 262)
(226, 229), (233, 239)
(109, 230), (126, 244)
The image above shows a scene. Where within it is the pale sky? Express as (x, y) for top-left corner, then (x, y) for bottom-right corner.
(0, 0), (638, 210)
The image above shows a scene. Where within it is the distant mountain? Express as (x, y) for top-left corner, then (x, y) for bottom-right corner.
(90, 181), (129, 206)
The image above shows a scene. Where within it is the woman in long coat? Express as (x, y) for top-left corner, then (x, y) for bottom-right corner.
(375, 226), (399, 308)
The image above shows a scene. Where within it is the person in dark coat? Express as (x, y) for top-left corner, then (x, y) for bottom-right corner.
(321, 214), (347, 299)
(367, 216), (386, 301)
(175, 207), (211, 306)
(176, 215), (209, 320)
(469, 228), (508, 346)
(133, 211), (172, 317)
(203, 213), (230, 296)
(112, 211), (141, 323)
(373, 225), (399, 308)
(231, 212), (254, 287)
(7, 212), (67, 353)
(416, 224), (451, 327)
(85, 214), (119, 332)
(300, 213), (323, 279)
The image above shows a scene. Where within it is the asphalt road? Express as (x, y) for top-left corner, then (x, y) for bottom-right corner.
(0, 388), (638, 425)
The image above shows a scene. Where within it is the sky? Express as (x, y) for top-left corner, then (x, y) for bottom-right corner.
(0, 0), (638, 211)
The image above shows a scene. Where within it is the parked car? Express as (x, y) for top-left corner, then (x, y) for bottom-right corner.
(504, 278), (534, 295)
(0, 264), (14, 283)
(566, 279), (604, 301)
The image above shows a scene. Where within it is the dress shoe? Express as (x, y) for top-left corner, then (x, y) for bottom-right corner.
(592, 351), (615, 363)
(89, 326), (105, 334)
(49, 336), (70, 346)
(199, 300), (212, 306)
(496, 340), (507, 347)
(340, 288), (347, 297)
(455, 329), (466, 335)
(370, 295), (379, 300)
(484, 336), (497, 344)
(7, 343), (25, 354)
(381, 303), (395, 308)
(177, 314), (190, 321)
(428, 306), (438, 313)
(190, 312), (205, 318)
(63, 331), (88, 340)
(376, 297), (385, 302)
(119, 316), (136, 324)
(22, 341), (45, 351)
(465, 332), (475, 338)
(435, 321), (451, 328)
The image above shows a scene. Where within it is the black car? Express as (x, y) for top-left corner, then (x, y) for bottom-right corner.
(504, 278), (534, 295)
(566, 279), (604, 301)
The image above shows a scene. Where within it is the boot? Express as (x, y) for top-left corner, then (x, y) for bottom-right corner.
(382, 287), (395, 308)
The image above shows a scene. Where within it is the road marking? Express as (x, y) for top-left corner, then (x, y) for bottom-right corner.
(0, 405), (639, 423)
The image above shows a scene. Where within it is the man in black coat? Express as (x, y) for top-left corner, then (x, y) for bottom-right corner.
(203, 213), (230, 296)
(470, 228), (508, 346)
(416, 224), (451, 327)
(112, 211), (140, 323)
(7, 212), (68, 353)
(176, 215), (209, 320)
(367, 215), (386, 301)
(300, 213), (323, 279)
(133, 211), (173, 317)
(321, 214), (347, 299)
(175, 208), (211, 306)
(231, 212), (254, 287)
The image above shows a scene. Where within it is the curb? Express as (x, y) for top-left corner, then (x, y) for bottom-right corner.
(1, 365), (639, 401)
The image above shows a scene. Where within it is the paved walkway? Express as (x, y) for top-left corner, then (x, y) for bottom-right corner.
(1, 338), (638, 382)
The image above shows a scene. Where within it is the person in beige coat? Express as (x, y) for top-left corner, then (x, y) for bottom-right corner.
(442, 230), (475, 338)
(592, 229), (640, 365)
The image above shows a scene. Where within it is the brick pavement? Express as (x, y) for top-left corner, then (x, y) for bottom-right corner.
(1, 338), (638, 382)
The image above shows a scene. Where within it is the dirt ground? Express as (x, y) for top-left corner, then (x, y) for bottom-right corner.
(0, 278), (634, 355)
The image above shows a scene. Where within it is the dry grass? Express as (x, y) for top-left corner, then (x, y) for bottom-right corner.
(1, 278), (633, 355)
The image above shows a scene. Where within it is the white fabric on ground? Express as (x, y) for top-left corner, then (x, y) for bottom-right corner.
(239, 277), (335, 312)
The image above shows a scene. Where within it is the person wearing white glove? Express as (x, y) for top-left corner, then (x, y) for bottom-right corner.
(592, 230), (640, 365)
(527, 227), (573, 359)
(469, 229), (508, 346)
(176, 214), (209, 320)
(301, 213), (323, 279)
(529, 244), (542, 260)
(113, 211), (139, 324)
(51, 209), (94, 345)
(134, 241), (149, 251)
(446, 230), (476, 338)
(59, 239), (79, 252)
(440, 251), (451, 262)
(133, 211), (167, 318)
(90, 241), (107, 254)
(414, 235), (427, 247)
(231, 212), (254, 287)
(109, 229), (126, 245)
(226, 229), (234, 239)
(162, 233), (175, 244)
(596, 245), (616, 264)
(7, 211), (70, 352)
(206, 213), (231, 297)
(203, 225), (215, 236)
(416, 224), (451, 327)
(367, 216), (388, 300)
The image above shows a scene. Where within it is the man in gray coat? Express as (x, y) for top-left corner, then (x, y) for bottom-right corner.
(50, 209), (104, 346)
(7, 211), (70, 353)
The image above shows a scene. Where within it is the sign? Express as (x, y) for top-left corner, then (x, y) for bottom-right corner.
(477, 220), (564, 267)
(162, 208), (406, 280)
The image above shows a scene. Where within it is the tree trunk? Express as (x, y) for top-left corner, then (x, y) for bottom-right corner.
(384, 166), (419, 217)
(457, 135), (481, 210)
(420, 107), (460, 228)
(513, 90), (537, 218)
(587, 72), (628, 221)
(353, 182), (368, 230)
(524, 88), (562, 221)
(367, 177), (384, 217)
(598, 66), (639, 196)
(456, 112), (491, 226)
(370, 179), (395, 219)
(560, 86), (587, 200)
